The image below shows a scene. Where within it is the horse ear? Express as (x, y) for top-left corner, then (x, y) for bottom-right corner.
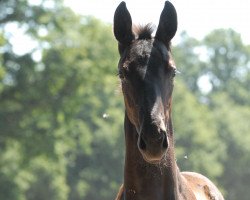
(113, 2), (134, 52)
(155, 1), (177, 47)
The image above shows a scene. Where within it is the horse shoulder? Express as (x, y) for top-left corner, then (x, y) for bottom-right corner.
(115, 184), (124, 200)
(181, 172), (224, 200)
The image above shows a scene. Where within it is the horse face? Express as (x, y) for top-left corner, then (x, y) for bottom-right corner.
(114, 1), (177, 163)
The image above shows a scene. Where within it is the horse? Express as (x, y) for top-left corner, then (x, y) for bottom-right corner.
(113, 1), (224, 200)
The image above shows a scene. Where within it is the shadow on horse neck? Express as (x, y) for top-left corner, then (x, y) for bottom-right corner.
(114, 1), (224, 200)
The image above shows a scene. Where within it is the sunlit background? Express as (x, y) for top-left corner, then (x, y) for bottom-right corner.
(0, 0), (250, 200)
(65, 0), (250, 43)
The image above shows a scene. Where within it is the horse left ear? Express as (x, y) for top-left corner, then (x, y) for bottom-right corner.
(155, 1), (177, 47)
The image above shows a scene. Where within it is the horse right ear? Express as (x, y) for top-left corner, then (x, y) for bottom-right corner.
(113, 2), (134, 53)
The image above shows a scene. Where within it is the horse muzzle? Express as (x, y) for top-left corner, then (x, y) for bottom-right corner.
(138, 124), (169, 164)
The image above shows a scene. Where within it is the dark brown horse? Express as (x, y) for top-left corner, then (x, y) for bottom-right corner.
(113, 1), (224, 200)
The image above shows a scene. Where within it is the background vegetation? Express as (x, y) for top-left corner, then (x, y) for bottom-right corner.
(0, 0), (249, 199)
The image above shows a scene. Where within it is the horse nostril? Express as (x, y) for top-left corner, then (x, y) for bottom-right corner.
(139, 137), (146, 150)
(162, 133), (168, 149)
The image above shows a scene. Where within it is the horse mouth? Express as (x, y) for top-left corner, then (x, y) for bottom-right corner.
(141, 152), (165, 165)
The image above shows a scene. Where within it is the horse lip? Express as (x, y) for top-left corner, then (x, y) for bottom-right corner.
(141, 151), (165, 165)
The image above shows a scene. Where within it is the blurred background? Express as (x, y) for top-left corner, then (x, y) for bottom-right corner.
(0, 0), (250, 200)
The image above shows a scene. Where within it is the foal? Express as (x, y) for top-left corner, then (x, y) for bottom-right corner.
(114, 1), (224, 200)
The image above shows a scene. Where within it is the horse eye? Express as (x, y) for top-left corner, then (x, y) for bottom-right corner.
(118, 69), (125, 79)
(118, 72), (125, 79)
(165, 67), (177, 77)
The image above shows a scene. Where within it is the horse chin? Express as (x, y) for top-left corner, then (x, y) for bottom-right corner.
(141, 152), (165, 165)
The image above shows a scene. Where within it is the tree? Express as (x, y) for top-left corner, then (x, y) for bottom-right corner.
(203, 29), (250, 105)
(203, 29), (250, 199)
(173, 31), (205, 94)
(1, 1), (123, 199)
(173, 80), (225, 183)
(175, 29), (250, 199)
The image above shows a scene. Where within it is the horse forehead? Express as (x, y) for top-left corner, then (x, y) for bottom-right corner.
(130, 40), (153, 58)
(129, 40), (169, 61)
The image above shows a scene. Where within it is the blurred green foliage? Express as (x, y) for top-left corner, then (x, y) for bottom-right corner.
(0, 1), (250, 200)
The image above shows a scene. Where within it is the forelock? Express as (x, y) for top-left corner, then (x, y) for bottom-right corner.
(133, 24), (154, 40)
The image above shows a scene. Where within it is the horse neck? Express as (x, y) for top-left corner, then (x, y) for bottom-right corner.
(123, 112), (182, 200)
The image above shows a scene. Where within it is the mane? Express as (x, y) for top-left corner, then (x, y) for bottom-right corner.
(133, 24), (154, 40)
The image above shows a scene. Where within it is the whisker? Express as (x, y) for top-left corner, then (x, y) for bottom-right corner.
(175, 69), (181, 74)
